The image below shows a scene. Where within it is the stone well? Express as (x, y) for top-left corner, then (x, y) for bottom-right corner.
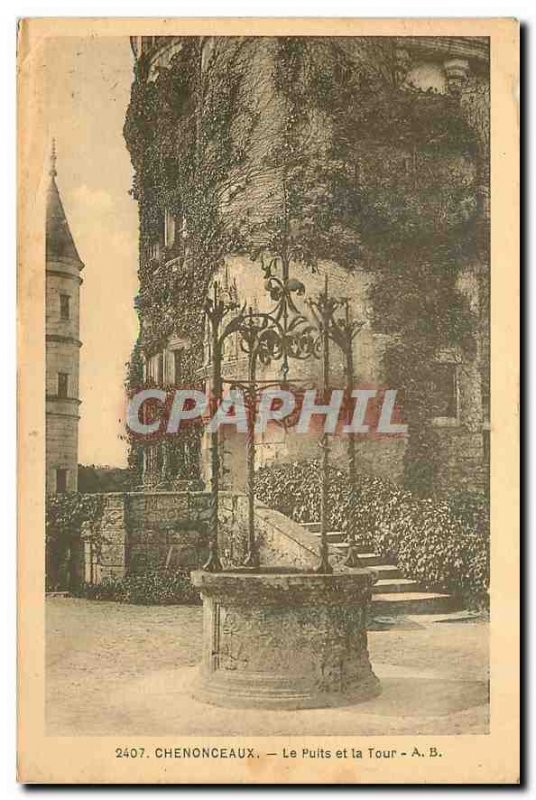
(191, 569), (380, 710)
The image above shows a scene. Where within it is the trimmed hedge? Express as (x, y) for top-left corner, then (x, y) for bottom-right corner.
(254, 460), (489, 604)
(76, 569), (201, 606)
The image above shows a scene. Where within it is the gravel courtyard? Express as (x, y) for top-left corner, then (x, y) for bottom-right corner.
(46, 597), (489, 736)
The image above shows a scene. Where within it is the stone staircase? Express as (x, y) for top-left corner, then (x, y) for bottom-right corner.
(301, 522), (458, 616)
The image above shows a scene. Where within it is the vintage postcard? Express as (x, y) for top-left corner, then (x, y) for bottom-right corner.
(17, 17), (519, 784)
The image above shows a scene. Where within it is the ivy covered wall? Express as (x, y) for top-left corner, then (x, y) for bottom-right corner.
(123, 35), (489, 494)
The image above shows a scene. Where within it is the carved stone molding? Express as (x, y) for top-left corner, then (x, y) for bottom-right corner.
(395, 46), (412, 86)
(444, 58), (471, 93)
(397, 36), (489, 67)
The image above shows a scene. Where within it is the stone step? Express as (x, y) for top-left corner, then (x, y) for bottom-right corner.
(371, 577), (422, 594)
(327, 555), (403, 579)
(314, 531), (347, 544)
(334, 550), (384, 567)
(300, 521), (456, 614)
(367, 563), (402, 579)
(303, 523), (375, 550)
(302, 521), (321, 533)
(371, 591), (459, 616)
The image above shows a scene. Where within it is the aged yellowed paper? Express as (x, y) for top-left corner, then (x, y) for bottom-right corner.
(18, 17), (519, 784)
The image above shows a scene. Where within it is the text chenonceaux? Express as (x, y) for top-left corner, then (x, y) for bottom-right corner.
(150, 745), (442, 760)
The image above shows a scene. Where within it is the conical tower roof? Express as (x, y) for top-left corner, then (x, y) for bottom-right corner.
(46, 143), (83, 267)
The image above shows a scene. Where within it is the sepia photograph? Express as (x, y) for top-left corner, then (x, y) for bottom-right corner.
(17, 17), (519, 784)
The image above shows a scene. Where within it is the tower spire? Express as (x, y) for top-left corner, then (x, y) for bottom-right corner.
(46, 139), (83, 266)
(49, 138), (57, 178)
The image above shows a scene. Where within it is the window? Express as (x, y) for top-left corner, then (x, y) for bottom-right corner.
(56, 468), (67, 493)
(173, 349), (183, 385)
(164, 208), (176, 249)
(148, 445), (157, 472)
(430, 363), (458, 419)
(60, 293), (70, 321)
(57, 372), (69, 398)
(481, 377), (490, 422)
(168, 446), (178, 475)
(483, 429), (490, 466)
(156, 444), (164, 472)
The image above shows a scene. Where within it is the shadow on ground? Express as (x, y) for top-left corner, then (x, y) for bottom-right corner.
(46, 598), (489, 737)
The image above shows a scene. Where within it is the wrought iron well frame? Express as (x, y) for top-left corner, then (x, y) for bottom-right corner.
(202, 255), (365, 574)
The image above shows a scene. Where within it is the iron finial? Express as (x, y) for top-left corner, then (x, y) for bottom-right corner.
(49, 138), (57, 178)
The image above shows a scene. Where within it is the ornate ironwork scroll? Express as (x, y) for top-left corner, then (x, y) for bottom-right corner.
(202, 282), (237, 572)
(323, 300), (365, 567)
(203, 256), (364, 574)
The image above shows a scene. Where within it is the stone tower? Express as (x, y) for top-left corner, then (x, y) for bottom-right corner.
(45, 143), (84, 493)
(126, 37), (490, 493)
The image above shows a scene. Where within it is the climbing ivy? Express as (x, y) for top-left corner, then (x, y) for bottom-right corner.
(258, 38), (484, 493)
(124, 38), (261, 360)
(46, 493), (106, 591)
(123, 36), (488, 493)
(124, 38), (263, 478)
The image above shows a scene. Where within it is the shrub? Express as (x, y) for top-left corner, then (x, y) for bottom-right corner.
(46, 492), (106, 543)
(46, 492), (106, 592)
(254, 460), (404, 549)
(443, 489), (490, 537)
(374, 496), (489, 603)
(76, 569), (201, 606)
(78, 465), (133, 493)
(254, 460), (489, 605)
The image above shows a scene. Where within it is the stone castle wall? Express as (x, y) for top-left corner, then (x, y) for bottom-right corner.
(130, 36), (490, 496)
(46, 250), (82, 493)
(45, 413), (79, 493)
